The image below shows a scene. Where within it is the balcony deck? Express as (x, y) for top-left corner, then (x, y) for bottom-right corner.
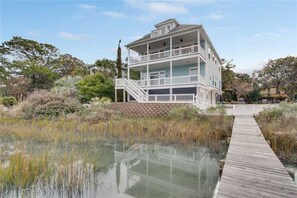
(134, 75), (207, 88)
(129, 45), (206, 66)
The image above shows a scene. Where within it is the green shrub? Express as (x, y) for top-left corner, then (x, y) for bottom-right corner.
(206, 105), (226, 115)
(279, 101), (297, 115)
(0, 96), (17, 107)
(78, 98), (119, 121)
(99, 97), (111, 104)
(18, 90), (81, 119)
(76, 73), (114, 103)
(168, 105), (200, 120)
(51, 75), (82, 97)
(257, 108), (283, 122)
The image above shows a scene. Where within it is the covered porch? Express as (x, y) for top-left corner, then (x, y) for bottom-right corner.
(127, 30), (208, 65)
(127, 56), (207, 88)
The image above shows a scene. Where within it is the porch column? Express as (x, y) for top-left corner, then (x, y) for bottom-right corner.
(147, 43), (150, 61)
(115, 89), (117, 103)
(197, 30), (200, 53)
(146, 64), (149, 86)
(205, 41), (209, 85)
(127, 67), (130, 80)
(127, 93), (130, 102)
(127, 48), (130, 65)
(170, 37), (172, 57)
(170, 61), (172, 85)
(197, 57), (200, 83)
(123, 90), (126, 102)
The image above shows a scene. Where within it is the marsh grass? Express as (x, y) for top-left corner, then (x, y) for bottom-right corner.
(0, 151), (51, 193)
(256, 104), (297, 162)
(0, 115), (233, 147)
(0, 145), (104, 197)
(0, 114), (233, 195)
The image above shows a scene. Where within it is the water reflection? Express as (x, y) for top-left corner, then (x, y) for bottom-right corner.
(1, 141), (223, 198)
(114, 144), (220, 198)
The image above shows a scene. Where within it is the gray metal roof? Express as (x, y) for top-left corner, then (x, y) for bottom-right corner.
(154, 18), (179, 27)
(125, 20), (221, 64)
(126, 24), (199, 47)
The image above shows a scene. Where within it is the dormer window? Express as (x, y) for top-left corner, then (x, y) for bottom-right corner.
(151, 19), (178, 38)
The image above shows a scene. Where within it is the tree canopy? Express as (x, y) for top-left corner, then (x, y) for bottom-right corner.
(1, 36), (59, 68)
(93, 58), (117, 77)
(0, 37), (86, 91)
(255, 56), (297, 101)
(221, 59), (236, 91)
(116, 39), (122, 78)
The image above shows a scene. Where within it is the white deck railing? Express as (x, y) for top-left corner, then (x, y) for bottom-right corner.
(224, 104), (279, 115)
(115, 78), (213, 109)
(115, 78), (148, 102)
(147, 94), (195, 103)
(199, 46), (206, 59)
(135, 75), (208, 87)
(129, 45), (200, 65)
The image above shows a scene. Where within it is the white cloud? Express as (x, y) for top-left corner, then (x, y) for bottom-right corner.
(58, 32), (89, 41)
(208, 12), (228, 20)
(102, 11), (126, 19)
(146, 2), (187, 14)
(177, 0), (214, 4)
(137, 14), (156, 22)
(124, 0), (188, 17)
(77, 4), (97, 10)
(28, 31), (40, 37)
(254, 32), (280, 39)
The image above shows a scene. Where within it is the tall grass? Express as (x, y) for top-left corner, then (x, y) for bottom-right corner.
(0, 151), (50, 193)
(0, 112), (233, 195)
(256, 103), (297, 162)
(0, 146), (103, 196)
(0, 115), (233, 147)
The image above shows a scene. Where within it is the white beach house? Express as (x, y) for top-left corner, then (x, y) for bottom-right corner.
(115, 19), (222, 109)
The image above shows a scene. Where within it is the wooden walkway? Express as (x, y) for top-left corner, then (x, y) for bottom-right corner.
(217, 116), (297, 198)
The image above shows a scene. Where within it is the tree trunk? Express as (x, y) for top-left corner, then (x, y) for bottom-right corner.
(275, 81), (280, 94)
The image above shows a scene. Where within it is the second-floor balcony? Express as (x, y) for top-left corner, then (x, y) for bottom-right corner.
(132, 74), (207, 87)
(129, 45), (206, 65)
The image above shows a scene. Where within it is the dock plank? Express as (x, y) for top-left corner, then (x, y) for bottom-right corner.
(217, 116), (297, 198)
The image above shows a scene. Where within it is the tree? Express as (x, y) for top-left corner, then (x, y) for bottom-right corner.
(1, 37), (87, 92)
(255, 56), (297, 101)
(0, 36), (59, 68)
(235, 73), (251, 83)
(76, 73), (114, 103)
(93, 59), (117, 77)
(53, 54), (86, 76)
(116, 39), (122, 78)
(221, 59), (236, 91)
(244, 90), (262, 104)
(230, 78), (253, 101)
(22, 63), (59, 89)
(6, 77), (32, 101)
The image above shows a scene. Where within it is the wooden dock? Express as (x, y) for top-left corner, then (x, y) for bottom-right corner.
(217, 116), (297, 198)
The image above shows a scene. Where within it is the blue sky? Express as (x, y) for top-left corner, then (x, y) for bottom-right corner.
(1, 0), (297, 74)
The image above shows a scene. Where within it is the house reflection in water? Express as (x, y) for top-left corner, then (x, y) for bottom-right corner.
(114, 144), (220, 198)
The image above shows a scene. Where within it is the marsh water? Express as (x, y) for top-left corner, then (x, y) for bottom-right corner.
(0, 140), (228, 198)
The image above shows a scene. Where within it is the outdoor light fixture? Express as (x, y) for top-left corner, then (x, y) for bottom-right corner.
(180, 38), (183, 42)
(163, 42), (166, 46)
